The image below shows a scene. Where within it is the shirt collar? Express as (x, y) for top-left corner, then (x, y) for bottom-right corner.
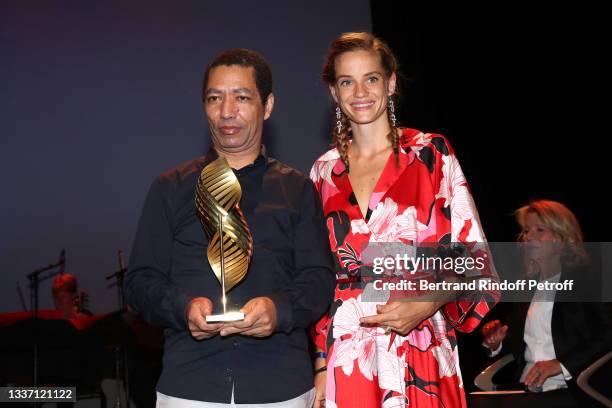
(203, 144), (268, 171)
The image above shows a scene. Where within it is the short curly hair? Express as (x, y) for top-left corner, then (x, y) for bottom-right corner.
(202, 48), (273, 105)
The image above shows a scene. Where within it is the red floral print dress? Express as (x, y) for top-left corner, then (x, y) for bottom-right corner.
(310, 128), (497, 407)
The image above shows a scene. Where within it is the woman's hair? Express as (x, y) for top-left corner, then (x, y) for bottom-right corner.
(322, 32), (400, 171)
(514, 199), (588, 268)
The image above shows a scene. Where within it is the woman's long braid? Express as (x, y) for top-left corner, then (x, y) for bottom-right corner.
(334, 107), (351, 171)
(388, 95), (400, 167)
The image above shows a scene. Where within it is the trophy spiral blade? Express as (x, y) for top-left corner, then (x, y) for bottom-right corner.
(195, 156), (253, 292)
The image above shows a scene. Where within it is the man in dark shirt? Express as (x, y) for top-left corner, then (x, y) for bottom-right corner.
(125, 49), (335, 406)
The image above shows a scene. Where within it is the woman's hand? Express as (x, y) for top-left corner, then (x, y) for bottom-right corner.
(359, 301), (443, 335)
(312, 370), (326, 408)
(481, 319), (508, 351)
(524, 359), (562, 389)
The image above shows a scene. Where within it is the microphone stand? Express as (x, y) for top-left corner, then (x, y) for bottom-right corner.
(106, 250), (130, 408)
(27, 254), (64, 389)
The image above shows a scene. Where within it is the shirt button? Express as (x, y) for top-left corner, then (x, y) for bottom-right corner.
(225, 368), (233, 382)
(233, 340), (239, 348)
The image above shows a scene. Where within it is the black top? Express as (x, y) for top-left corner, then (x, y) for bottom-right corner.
(496, 266), (612, 397)
(125, 146), (335, 403)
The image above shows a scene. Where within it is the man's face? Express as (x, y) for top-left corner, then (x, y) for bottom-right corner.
(204, 65), (273, 156)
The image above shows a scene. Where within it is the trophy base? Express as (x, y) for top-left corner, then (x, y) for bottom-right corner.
(206, 311), (245, 323)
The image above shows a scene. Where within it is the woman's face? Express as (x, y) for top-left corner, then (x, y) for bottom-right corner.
(521, 212), (562, 273)
(330, 50), (396, 126)
(522, 212), (560, 243)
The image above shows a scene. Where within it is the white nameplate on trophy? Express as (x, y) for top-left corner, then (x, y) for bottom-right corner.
(206, 311), (245, 323)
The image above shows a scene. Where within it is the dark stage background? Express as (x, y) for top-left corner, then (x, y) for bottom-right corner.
(371, 1), (605, 243)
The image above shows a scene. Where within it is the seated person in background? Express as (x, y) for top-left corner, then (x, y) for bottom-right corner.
(52, 273), (91, 318)
(478, 200), (612, 407)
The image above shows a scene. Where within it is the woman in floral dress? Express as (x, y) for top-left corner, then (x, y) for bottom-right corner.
(310, 32), (498, 408)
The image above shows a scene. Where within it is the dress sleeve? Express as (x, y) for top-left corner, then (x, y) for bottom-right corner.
(433, 137), (499, 333)
(309, 161), (324, 197)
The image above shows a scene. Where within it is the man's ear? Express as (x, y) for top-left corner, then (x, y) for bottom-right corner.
(263, 93), (274, 120)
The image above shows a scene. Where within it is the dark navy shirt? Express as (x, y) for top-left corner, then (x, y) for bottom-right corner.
(125, 146), (335, 403)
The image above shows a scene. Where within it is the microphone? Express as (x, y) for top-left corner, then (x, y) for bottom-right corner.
(58, 249), (66, 274)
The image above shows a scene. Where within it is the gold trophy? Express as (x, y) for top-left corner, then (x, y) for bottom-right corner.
(195, 156), (253, 322)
